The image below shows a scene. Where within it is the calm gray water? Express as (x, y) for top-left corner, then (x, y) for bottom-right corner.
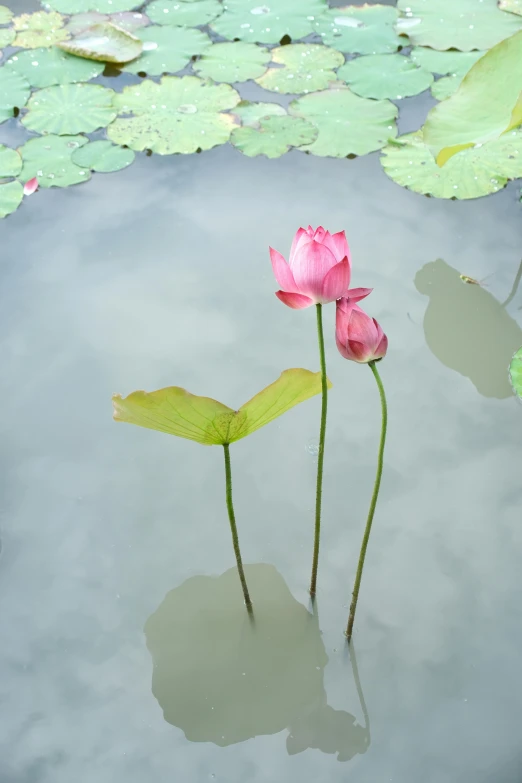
(1, 83), (522, 782)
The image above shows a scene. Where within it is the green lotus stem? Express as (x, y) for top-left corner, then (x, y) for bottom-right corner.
(346, 361), (387, 639)
(223, 443), (252, 611)
(310, 303), (328, 597)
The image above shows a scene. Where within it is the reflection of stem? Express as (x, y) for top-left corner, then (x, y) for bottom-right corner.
(502, 257), (522, 308)
(346, 361), (387, 640)
(310, 303), (328, 597)
(348, 641), (371, 739)
(223, 444), (252, 613)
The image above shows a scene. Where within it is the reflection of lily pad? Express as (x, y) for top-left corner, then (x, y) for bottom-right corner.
(0, 181), (23, 218)
(13, 11), (69, 48)
(124, 25), (211, 75)
(22, 83), (116, 135)
(147, 0), (223, 27)
(500, 0), (522, 15)
(337, 53), (433, 99)
(0, 5), (13, 24)
(231, 115), (317, 157)
(5, 47), (104, 88)
(108, 75), (240, 154)
(290, 86), (398, 157)
(211, 0), (327, 45)
(396, 0), (522, 51)
(194, 42), (270, 82)
(58, 21), (142, 63)
(233, 99), (286, 125)
(71, 139), (135, 171)
(0, 69), (31, 124)
(19, 134), (91, 187)
(381, 130), (522, 199)
(313, 5), (402, 55)
(0, 28), (15, 47)
(256, 43), (344, 94)
(0, 144), (22, 177)
(510, 347), (522, 399)
(43, 0), (142, 12)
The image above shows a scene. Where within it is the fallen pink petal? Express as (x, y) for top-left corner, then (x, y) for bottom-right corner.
(23, 178), (38, 196)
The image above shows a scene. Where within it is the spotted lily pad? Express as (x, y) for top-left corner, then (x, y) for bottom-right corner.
(5, 47), (104, 88)
(19, 134), (91, 187)
(42, 0), (143, 12)
(509, 346), (522, 399)
(313, 4), (402, 55)
(380, 129), (522, 199)
(147, 0), (223, 27)
(256, 43), (344, 94)
(58, 21), (143, 63)
(396, 0), (522, 51)
(231, 115), (317, 157)
(0, 181), (23, 218)
(65, 11), (149, 34)
(289, 85), (398, 157)
(71, 139), (135, 171)
(194, 42), (270, 82)
(211, 0), (327, 45)
(124, 25), (211, 75)
(0, 5), (13, 24)
(233, 99), (286, 125)
(337, 53), (433, 99)
(0, 144), (22, 177)
(22, 83), (116, 135)
(500, 0), (522, 15)
(0, 28), (15, 47)
(0, 70), (31, 124)
(12, 11), (69, 49)
(107, 75), (240, 155)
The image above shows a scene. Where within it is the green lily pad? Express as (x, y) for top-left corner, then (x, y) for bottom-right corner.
(0, 144), (22, 177)
(410, 47), (485, 100)
(500, 0), (522, 15)
(509, 346), (522, 399)
(107, 75), (239, 154)
(113, 369), (327, 445)
(233, 99), (286, 126)
(147, 0), (223, 27)
(0, 69), (31, 124)
(396, 0), (522, 51)
(211, 0), (327, 45)
(22, 83), (116, 135)
(289, 85), (398, 157)
(313, 4), (402, 55)
(231, 115), (317, 157)
(337, 53), (433, 99)
(12, 11), (70, 49)
(42, 0), (142, 12)
(256, 43), (344, 94)
(71, 139), (135, 171)
(124, 25), (211, 75)
(58, 22), (143, 63)
(65, 11), (149, 34)
(380, 129), (522, 199)
(0, 28), (14, 48)
(19, 134), (91, 187)
(194, 42), (270, 82)
(5, 47), (104, 88)
(0, 5), (13, 25)
(0, 181), (23, 218)
(430, 73), (465, 101)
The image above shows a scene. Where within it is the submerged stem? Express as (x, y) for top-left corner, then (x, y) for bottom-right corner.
(223, 443), (252, 611)
(310, 303), (328, 597)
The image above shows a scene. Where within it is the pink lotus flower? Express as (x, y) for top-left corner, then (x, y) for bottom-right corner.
(23, 177), (38, 196)
(270, 225), (371, 309)
(336, 297), (388, 363)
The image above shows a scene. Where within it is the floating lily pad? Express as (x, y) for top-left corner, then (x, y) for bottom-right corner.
(231, 115), (317, 157)
(124, 25), (211, 75)
(147, 0), (223, 27)
(337, 52), (432, 99)
(0, 144), (22, 177)
(396, 0), (522, 51)
(381, 129), (522, 199)
(71, 139), (135, 171)
(0, 181), (23, 218)
(0, 69), (31, 124)
(211, 0), (327, 45)
(0, 5), (13, 24)
(5, 47), (104, 88)
(509, 346), (522, 399)
(58, 21), (142, 63)
(22, 83), (116, 135)
(107, 75), (240, 154)
(313, 4), (402, 55)
(233, 99), (286, 125)
(194, 42), (270, 82)
(65, 11), (149, 34)
(500, 0), (522, 15)
(289, 85), (398, 157)
(256, 43), (344, 94)
(12, 11), (69, 48)
(42, 0), (143, 12)
(19, 134), (91, 187)
(0, 28), (14, 48)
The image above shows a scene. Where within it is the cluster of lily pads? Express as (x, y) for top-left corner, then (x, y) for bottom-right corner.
(1, 0), (522, 218)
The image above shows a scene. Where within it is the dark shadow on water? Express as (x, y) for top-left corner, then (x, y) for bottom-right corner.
(144, 564), (370, 761)
(415, 259), (522, 399)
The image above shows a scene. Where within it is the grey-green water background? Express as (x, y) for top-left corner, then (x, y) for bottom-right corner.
(1, 5), (522, 781)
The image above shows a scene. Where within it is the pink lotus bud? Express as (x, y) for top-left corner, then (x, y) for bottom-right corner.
(23, 177), (38, 196)
(336, 297), (388, 363)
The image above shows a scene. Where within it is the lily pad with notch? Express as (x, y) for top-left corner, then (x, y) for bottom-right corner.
(337, 52), (433, 99)
(5, 47), (104, 88)
(18, 134), (92, 187)
(124, 25), (211, 75)
(194, 42), (270, 83)
(231, 115), (318, 157)
(0, 144), (22, 177)
(211, 0), (327, 45)
(0, 69), (31, 124)
(232, 99), (286, 126)
(22, 83), (117, 135)
(71, 139), (135, 171)
(58, 21), (143, 63)
(256, 43), (344, 94)
(313, 4), (402, 55)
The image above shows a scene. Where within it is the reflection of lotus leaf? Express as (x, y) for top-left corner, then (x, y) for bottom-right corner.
(396, 0), (522, 51)
(337, 53), (433, 100)
(123, 25), (210, 75)
(509, 347), (522, 400)
(290, 86), (398, 157)
(415, 259), (522, 398)
(0, 181), (23, 219)
(71, 140), (135, 172)
(22, 83), (116, 135)
(147, 0), (223, 27)
(19, 134), (91, 188)
(0, 69), (31, 124)
(0, 144), (22, 177)
(381, 130), (522, 199)
(13, 11), (69, 49)
(194, 42), (270, 83)
(42, 0), (142, 12)
(211, 0), (327, 45)
(107, 76), (240, 155)
(5, 47), (104, 88)
(313, 5), (402, 55)
(231, 115), (317, 158)
(287, 704), (369, 762)
(256, 43), (344, 94)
